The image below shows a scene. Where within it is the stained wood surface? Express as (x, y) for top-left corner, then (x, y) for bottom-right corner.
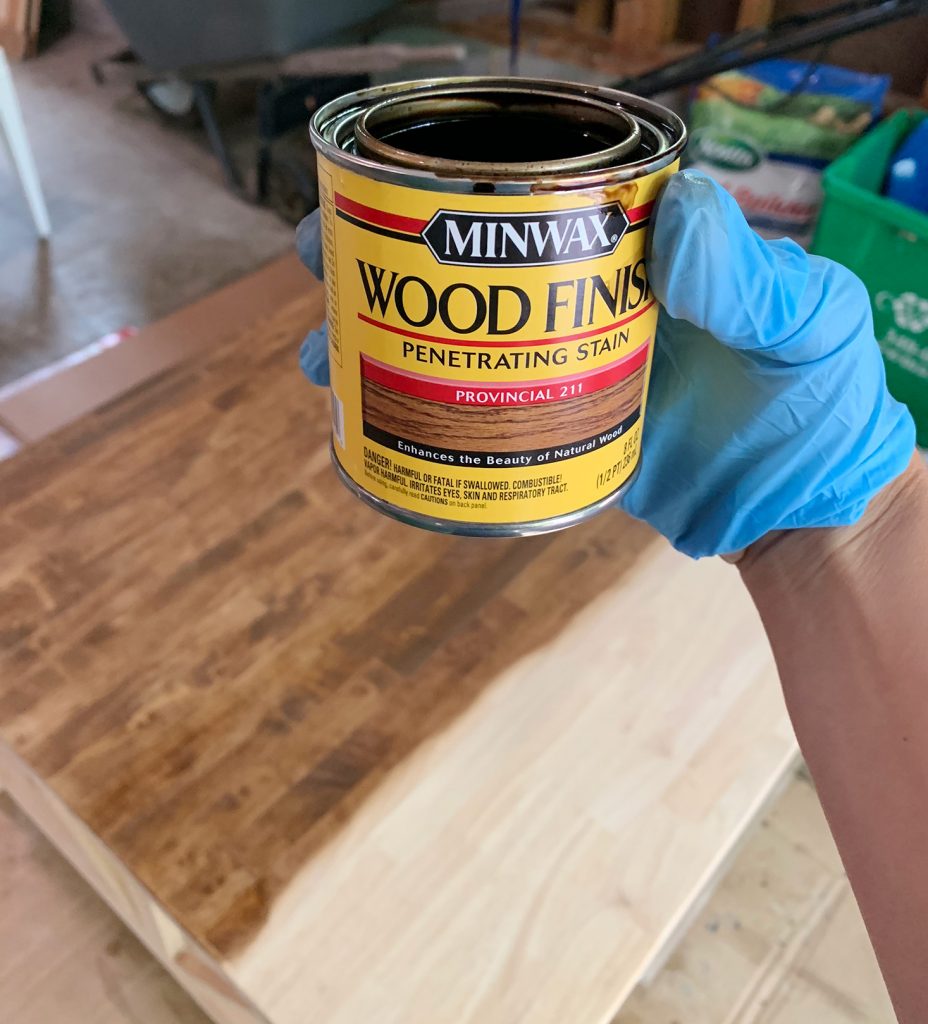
(0, 795), (211, 1024)
(0, 277), (797, 1024)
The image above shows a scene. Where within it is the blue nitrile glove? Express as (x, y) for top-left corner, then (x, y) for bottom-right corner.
(296, 212), (331, 387)
(295, 171), (916, 557)
(620, 170), (914, 556)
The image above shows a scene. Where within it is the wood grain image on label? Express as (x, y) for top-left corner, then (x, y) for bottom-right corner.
(362, 365), (647, 453)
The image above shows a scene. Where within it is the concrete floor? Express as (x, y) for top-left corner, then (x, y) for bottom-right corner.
(0, 1), (293, 388)
(0, 2), (608, 392)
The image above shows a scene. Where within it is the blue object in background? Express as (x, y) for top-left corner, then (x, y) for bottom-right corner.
(743, 58), (890, 120)
(885, 118), (928, 215)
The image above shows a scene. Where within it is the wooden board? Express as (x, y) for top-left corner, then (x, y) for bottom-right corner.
(4, 775), (891, 1024)
(449, 11), (697, 79)
(5, 774), (889, 1024)
(7, 774), (889, 1024)
(618, 773), (894, 1023)
(0, 795), (211, 1024)
(611, 0), (680, 51)
(0, 253), (307, 444)
(0, 276), (797, 1024)
(735, 0), (774, 30)
(0, 0), (38, 59)
(574, 0), (612, 33)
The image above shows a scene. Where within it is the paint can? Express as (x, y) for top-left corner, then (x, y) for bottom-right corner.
(310, 78), (685, 535)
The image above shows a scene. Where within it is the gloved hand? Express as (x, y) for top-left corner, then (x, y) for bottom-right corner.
(296, 212), (330, 387)
(296, 170), (915, 558)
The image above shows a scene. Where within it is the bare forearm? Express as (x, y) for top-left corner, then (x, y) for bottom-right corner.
(739, 456), (928, 1023)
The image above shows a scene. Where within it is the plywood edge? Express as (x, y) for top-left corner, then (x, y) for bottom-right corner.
(0, 742), (269, 1024)
(0, 251), (306, 443)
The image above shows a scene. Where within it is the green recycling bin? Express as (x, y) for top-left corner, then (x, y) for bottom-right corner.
(812, 109), (928, 447)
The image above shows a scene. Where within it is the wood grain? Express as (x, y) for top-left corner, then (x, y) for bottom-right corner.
(612, 0), (680, 50)
(0, 0), (34, 59)
(617, 773), (895, 1023)
(0, 275), (797, 1024)
(0, 747), (266, 1024)
(0, 795), (212, 1024)
(735, 0), (774, 30)
(362, 365), (645, 452)
(0, 253), (307, 444)
(4, 774), (893, 1024)
(574, 0), (612, 32)
(449, 10), (698, 79)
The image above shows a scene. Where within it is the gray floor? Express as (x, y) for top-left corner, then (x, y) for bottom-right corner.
(0, 2), (602, 390)
(0, 2), (293, 388)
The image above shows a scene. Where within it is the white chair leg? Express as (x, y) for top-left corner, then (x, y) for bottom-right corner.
(0, 48), (51, 239)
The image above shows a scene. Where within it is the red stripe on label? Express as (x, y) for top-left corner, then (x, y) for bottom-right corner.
(334, 193), (428, 235)
(361, 343), (650, 406)
(357, 298), (656, 348)
(627, 201), (654, 224)
(334, 194), (653, 236)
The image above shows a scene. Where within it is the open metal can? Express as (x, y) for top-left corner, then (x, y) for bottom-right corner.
(310, 77), (686, 535)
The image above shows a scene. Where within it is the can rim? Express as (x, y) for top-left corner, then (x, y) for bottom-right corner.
(353, 83), (643, 178)
(311, 76), (687, 195)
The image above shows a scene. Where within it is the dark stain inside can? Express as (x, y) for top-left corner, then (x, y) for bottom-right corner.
(354, 87), (650, 175)
(377, 113), (626, 163)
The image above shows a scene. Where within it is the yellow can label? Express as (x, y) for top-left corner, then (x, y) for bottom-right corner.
(317, 154), (677, 526)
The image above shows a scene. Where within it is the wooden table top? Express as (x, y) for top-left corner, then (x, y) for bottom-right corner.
(0, 275), (797, 1024)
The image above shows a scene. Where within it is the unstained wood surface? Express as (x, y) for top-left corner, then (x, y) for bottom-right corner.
(0, 279), (797, 1024)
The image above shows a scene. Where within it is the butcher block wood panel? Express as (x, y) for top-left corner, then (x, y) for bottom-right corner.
(3, 775), (891, 1024)
(0, 276), (797, 1024)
